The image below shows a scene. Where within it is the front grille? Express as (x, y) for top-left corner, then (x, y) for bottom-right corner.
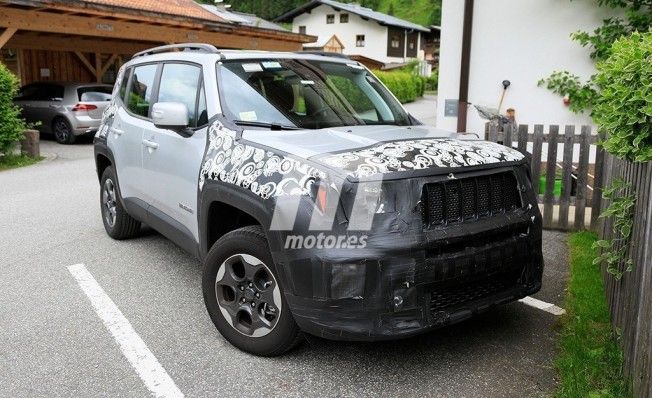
(429, 273), (520, 313)
(423, 172), (522, 227)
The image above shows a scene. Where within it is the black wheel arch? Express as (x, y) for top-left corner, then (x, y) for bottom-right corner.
(198, 181), (278, 260)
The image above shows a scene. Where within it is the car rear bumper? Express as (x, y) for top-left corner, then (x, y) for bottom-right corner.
(71, 115), (101, 135)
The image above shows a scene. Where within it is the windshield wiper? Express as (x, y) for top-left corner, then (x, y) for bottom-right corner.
(233, 120), (298, 131)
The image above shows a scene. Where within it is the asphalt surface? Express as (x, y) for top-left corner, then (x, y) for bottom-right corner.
(0, 131), (569, 397)
(403, 94), (438, 126)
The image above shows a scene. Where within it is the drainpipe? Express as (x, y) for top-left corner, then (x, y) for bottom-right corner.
(456, 0), (474, 133)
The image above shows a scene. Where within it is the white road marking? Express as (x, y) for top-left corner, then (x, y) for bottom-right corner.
(67, 264), (184, 398)
(518, 296), (566, 316)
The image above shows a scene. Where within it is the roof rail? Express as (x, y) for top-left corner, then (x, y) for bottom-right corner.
(133, 43), (220, 59)
(298, 51), (351, 59)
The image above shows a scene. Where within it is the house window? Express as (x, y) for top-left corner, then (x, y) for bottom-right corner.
(340, 13), (349, 23)
(356, 35), (365, 47)
(299, 26), (306, 34)
(391, 36), (401, 48)
(409, 42), (415, 50)
(326, 14), (335, 24)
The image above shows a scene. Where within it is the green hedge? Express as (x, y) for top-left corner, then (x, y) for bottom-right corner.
(374, 71), (425, 104)
(0, 63), (28, 156)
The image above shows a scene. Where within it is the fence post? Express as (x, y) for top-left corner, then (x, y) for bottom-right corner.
(531, 125), (544, 196)
(517, 124), (528, 153)
(574, 126), (591, 230)
(543, 125), (559, 229)
(559, 125), (575, 229)
(591, 146), (606, 231)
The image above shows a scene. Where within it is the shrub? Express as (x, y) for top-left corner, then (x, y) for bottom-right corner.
(0, 64), (28, 157)
(374, 71), (422, 103)
(593, 31), (652, 162)
(425, 72), (439, 92)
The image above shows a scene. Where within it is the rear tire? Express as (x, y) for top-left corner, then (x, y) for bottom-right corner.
(100, 167), (140, 240)
(202, 226), (302, 356)
(53, 117), (76, 145)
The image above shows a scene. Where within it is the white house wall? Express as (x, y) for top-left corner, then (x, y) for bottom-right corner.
(437, 0), (618, 135)
(292, 4), (406, 63)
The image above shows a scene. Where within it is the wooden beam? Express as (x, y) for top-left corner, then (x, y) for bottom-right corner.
(0, 27), (17, 48)
(0, 7), (305, 51)
(94, 52), (102, 82)
(7, 33), (153, 55)
(74, 52), (96, 76)
(100, 53), (118, 77)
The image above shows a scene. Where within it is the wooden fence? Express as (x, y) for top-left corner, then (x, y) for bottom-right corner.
(487, 122), (652, 394)
(599, 157), (652, 397)
(486, 123), (606, 231)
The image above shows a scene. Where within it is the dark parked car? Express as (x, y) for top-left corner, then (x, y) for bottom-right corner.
(14, 82), (113, 144)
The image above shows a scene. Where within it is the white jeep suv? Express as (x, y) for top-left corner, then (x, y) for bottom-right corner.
(94, 44), (543, 356)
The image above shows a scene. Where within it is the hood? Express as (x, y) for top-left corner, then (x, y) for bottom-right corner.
(241, 125), (525, 179)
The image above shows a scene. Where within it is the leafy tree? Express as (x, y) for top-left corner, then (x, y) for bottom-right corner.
(0, 63), (28, 157)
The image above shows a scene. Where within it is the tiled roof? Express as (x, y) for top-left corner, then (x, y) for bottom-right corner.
(69, 0), (225, 22)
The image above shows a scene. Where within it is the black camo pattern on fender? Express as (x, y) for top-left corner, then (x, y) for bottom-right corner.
(199, 121), (325, 199)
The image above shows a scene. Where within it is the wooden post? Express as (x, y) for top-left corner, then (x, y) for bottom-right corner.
(20, 130), (40, 158)
(517, 124), (528, 154)
(543, 125), (559, 228)
(94, 52), (102, 82)
(531, 125), (544, 201)
(559, 125), (575, 229)
(591, 145), (606, 230)
(574, 126), (591, 229)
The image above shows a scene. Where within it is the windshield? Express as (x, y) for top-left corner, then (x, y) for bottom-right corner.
(217, 59), (411, 129)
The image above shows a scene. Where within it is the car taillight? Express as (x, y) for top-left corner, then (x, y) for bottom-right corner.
(72, 104), (97, 112)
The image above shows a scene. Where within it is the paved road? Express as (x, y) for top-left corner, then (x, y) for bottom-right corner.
(0, 137), (567, 397)
(404, 95), (437, 126)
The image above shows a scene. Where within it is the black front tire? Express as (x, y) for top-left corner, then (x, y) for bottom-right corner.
(202, 226), (302, 356)
(53, 117), (76, 145)
(100, 167), (141, 240)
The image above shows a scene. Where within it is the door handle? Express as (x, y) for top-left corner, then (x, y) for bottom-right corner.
(110, 127), (124, 136)
(142, 139), (159, 150)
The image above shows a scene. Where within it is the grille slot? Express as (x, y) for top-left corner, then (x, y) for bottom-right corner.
(423, 172), (522, 227)
(429, 273), (519, 313)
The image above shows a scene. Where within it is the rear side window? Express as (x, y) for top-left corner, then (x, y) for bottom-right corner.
(126, 64), (158, 118)
(118, 68), (131, 102)
(157, 63), (203, 127)
(78, 86), (112, 102)
(16, 84), (64, 101)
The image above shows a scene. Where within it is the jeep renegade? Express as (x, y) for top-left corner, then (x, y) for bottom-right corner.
(94, 44), (543, 356)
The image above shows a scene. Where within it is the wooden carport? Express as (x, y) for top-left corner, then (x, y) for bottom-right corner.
(0, 0), (315, 84)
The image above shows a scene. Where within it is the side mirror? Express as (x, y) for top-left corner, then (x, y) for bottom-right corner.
(152, 102), (189, 132)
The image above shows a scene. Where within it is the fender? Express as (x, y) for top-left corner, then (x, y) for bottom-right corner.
(198, 180), (277, 259)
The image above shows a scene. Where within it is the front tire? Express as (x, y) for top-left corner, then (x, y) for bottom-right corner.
(202, 226), (302, 356)
(53, 117), (76, 145)
(100, 167), (140, 239)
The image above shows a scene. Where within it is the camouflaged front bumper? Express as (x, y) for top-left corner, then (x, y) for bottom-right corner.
(269, 162), (544, 341)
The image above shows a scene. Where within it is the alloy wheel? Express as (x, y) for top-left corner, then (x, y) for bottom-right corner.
(54, 119), (71, 143)
(102, 178), (117, 228)
(215, 254), (282, 338)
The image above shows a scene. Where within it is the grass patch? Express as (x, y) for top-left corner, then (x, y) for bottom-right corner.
(0, 154), (43, 171)
(555, 231), (630, 397)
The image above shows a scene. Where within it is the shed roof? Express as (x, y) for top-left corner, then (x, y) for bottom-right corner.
(50, 0), (226, 23)
(275, 0), (429, 32)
